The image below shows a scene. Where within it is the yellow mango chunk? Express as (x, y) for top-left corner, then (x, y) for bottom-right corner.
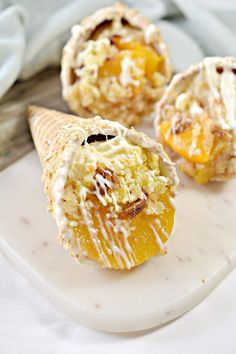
(160, 114), (230, 184)
(160, 117), (214, 164)
(179, 160), (214, 184)
(99, 37), (163, 86)
(114, 38), (163, 80)
(69, 192), (174, 269)
(98, 52), (123, 78)
(179, 138), (228, 184)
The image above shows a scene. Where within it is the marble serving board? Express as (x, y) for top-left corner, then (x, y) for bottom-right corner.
(0, 69), (236, 332)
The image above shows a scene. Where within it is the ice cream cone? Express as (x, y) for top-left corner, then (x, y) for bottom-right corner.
(27, 106), (178, 269)
(27, 105), (127, 213)
(155, 57), (236, 183)
(27, 105), (75, 163)
(61, 3), (172, 126)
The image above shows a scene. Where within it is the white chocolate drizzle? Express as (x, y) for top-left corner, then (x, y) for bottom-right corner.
(175, 93), (189, 111)
(168, 195), (176, 210)
(204, 58), (236, 132)
(150, 223), (164, 250)
(144, 24), (158, 44)
(154, 219), (169, 240)
(79, 196), (110, 267)
(95, 211), (123, 267)
(220, 70), (236, 132)
(105, 219), (132, 269)
(53, 125), (175, 268)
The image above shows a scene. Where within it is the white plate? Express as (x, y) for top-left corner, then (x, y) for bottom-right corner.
(0, 147), (235, 332)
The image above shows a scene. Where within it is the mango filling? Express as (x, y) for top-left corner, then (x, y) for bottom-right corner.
(160, 114), (231, 184)
(98, 36), (163, 94)
(62, 136), (175, 269)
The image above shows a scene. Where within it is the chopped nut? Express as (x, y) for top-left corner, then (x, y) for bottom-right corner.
(171, 116), (192, 135)
(95, 167), (120, 194)
(211, 125), (234, 141)
(216, 66), (224, 74)
(110, 34), (121, 45)
(121, 198), (147, 219)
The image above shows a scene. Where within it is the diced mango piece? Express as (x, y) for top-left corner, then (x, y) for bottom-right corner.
(69, 191), (174, 269)
(160, 117), (214, 164)
(161, 114), (230, 184)
(114, 38), (163, 80)
(193, 166), (214, 184)
(99, 52), (123, 78)
(180, 160), (214, 184)
(98, 37), (163, 87)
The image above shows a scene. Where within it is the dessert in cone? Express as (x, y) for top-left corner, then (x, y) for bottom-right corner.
(155, 57), (236, 184)
(61, 3), (172, 126)
(28, 106), (178, 270)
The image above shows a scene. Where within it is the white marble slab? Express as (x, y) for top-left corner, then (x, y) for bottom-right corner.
(0, 150), (235, 332)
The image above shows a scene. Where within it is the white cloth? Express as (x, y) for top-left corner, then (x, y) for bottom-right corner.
(1, 0), (236, 98)
(0, 252), (235, 354)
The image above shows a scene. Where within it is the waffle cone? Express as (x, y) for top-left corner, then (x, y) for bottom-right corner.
(27, 106), (75, 164)
(28, 105), (126, 213)
(155, 57), (236, 182)
(61, 3), (172, 126)
(27, 106), (178, 261)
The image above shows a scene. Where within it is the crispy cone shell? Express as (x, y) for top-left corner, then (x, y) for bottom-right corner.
(27, 105), (178, 265)
(155, 57), (236, 182)
(61, 2), (172, 125)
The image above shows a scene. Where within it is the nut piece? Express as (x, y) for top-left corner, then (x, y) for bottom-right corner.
(216, 66), (224, 74)
(211, 125), (234, 141)
(121, 198), (147, 219)
(170, 115), (191, 135)
(95, 167), (120, 195)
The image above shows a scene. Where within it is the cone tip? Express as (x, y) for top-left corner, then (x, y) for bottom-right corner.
(27, 105), (41, 120)
(27, 105), (54, 121)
